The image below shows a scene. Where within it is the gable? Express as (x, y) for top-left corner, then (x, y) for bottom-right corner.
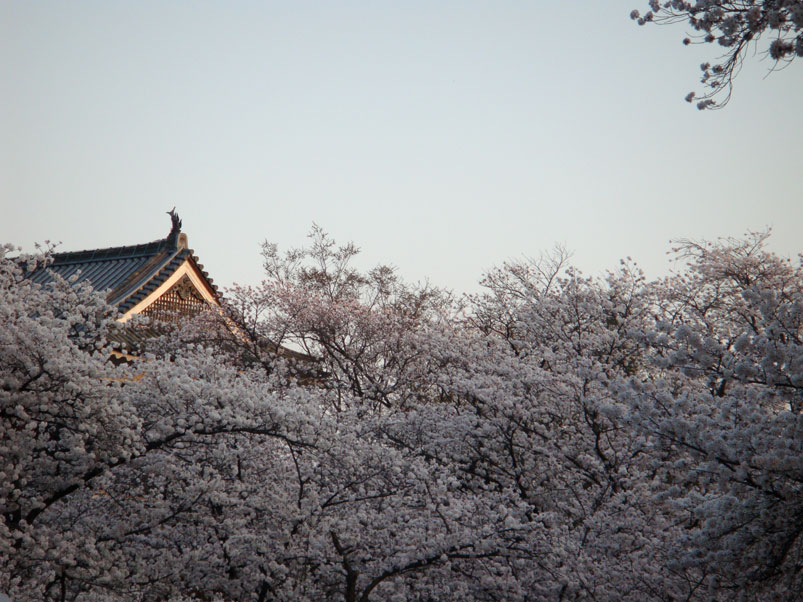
(123, 258), (218, 322)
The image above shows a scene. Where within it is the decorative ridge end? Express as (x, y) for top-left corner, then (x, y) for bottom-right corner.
(167, 207), (183, 248)
(167, 207), (182, 235)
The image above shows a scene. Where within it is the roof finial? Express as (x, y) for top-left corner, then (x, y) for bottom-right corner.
(167, 207), (182, 235)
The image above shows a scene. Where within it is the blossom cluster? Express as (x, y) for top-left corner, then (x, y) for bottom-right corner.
(633, 1), (803, 108)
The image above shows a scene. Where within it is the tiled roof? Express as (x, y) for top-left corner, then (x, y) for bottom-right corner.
(28, 227), (218, 312)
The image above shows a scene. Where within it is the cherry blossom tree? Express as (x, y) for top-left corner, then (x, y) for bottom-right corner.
(415, 254), (705, 599)
(222, 224), (455, 410)
(0, 245), (139, 599)
(0, 245), (522, 601)
(632, 1), (803, 108)
(0, 246), (310, 600)
(621, 232), (803, 598)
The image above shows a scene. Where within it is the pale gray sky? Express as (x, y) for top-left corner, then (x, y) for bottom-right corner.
(2, 1), (801, 293)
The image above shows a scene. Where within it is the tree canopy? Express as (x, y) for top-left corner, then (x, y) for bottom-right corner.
(2, 231), (801, 600)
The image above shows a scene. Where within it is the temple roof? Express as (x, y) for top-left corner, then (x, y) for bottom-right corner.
(29, 210), (219, 314)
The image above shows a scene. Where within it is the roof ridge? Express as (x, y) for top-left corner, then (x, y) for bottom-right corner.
(51, 237), (175, 264)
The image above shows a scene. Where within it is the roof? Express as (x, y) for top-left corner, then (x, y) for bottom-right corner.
(25, 211), (319, 365)
(28, 212), (219, 314)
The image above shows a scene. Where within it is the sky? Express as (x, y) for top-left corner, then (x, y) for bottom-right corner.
(2, 1), (801, 294)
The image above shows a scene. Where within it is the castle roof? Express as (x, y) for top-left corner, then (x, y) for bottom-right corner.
(28, 210), (219, 316)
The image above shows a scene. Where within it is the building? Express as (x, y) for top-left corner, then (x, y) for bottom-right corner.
(29, 210), (219, 324)
(28, 210), (317, 368)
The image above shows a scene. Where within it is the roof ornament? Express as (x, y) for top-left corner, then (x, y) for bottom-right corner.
(166, 207), (188, 249)
(167, 207), (182, 235)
